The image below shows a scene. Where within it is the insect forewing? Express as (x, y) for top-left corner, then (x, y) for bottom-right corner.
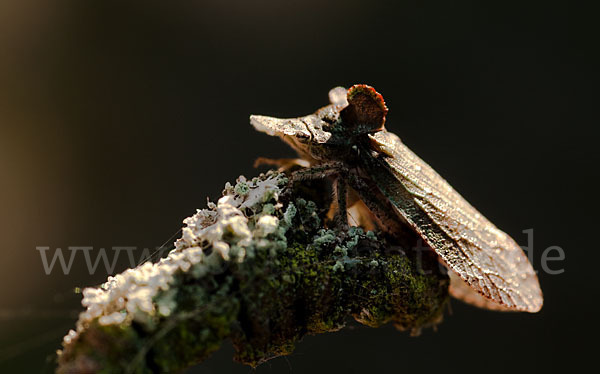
(448, 270), (512, 311)
(365, 130), (543, 312)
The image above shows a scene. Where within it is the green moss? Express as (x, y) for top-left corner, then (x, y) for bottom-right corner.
(57, 171), (449, 373)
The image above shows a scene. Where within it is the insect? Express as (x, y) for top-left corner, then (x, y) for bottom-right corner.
(250, 84), (543, 312)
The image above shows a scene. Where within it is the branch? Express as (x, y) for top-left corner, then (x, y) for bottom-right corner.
(56, 171), (449, 373)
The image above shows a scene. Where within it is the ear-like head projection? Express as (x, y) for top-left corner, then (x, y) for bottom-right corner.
(340, 84), (388, 134)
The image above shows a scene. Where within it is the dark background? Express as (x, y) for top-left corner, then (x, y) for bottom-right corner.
(0, 1), (594, 373)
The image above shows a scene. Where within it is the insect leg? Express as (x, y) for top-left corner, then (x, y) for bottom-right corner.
(288, 161), (345, 182)
(333, 177), (349, 228)
(281, 161), (346, 207)
(253, 157), (310, 171)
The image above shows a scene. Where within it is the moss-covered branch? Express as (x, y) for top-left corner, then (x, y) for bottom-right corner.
(56, 171), (449, 374)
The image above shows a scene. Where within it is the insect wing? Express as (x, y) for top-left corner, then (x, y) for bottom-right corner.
(365, 131), (543, 312)
(448, 270), (512, 311)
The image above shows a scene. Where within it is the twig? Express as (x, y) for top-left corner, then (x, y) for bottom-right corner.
(56, 171), (449, 373)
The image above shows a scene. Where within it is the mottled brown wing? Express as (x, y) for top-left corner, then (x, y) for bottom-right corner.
(448, 270), (512, 311)
(366, 130), (543, 312)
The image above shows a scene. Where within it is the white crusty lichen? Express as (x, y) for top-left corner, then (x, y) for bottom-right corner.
(57, 169), (452, 373)
(62, 172), (285, 347)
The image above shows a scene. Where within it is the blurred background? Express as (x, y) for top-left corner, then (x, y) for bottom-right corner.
(0, 1), (594, 372)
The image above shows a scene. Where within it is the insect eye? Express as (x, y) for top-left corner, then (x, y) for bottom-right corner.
(340, 84), (388, 133)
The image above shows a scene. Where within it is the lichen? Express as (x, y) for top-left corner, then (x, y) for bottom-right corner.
(57, 170), (449, 373)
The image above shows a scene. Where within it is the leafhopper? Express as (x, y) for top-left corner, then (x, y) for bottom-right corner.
(250, 84), (542, 312)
